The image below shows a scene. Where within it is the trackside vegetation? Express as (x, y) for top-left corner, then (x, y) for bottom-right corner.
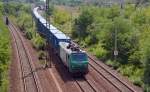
(0, 2), (11, 92)
(4, 3), (46, 61)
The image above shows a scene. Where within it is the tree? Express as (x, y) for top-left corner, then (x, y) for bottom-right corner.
(103, 17), (137, 64)
(139, 25), (150, 87)
(53, 8), (71, 25)
(143, 50), (150, 85)
(73, 9), (93, 39)
(47, 4), (54, 16)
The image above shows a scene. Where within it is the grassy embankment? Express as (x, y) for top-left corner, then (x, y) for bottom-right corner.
(0, 2), (11, 92)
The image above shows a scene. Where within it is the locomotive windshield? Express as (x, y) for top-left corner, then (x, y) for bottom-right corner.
(71, 53), (87, 62)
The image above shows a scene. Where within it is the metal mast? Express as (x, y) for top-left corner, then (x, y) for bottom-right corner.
(114, 0), (124, 61)
(45, 0), (52, 68)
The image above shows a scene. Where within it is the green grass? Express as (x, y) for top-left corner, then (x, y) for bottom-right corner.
(0, 15), (11, 92)
(118, 65), (144, 87)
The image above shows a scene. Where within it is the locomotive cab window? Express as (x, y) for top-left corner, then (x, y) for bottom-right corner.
(71, 53), (87, 62)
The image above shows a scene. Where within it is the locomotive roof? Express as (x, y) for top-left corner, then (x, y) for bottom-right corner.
(59, 42), (85, 54)
(33, 7), (70, 40)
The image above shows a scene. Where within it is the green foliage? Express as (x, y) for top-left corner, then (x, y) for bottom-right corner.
(7, 2), (46, 56)
(5, 2), (46, 52)
(17, 11), (32, 31)
(0, 2), (3, 14)
(32, 33), (46, 50)
(124, 4), (135, 18)
(0, 14), (11, 91)
(84, 35), (98, 46)
(144, 85), (150, 92)
(53, 8), (71, 25)
(88, 44), (107, 59)
(47, 4), (54, 16)
(25, 30), (33, 40)
(107, 5), (120, 19)
(106, 60), (120, 69)
(3, 3), (27, 16)
(128, 50), (142, 66)
(118, 65), (143, 87)
(73, 8), (93, 38)
(50, 0), (82, 6)
(137, 24), (150, 89)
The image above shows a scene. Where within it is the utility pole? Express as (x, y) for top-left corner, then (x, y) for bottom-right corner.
(4, 0), (9, 25)
(114, 26), (118, 61)
(4, 0), (8, 14)
(114, 0), (125, 61)
(120, 0), (124, 9)
(114, 0), (124, 61)
(45, 0), (52, 68)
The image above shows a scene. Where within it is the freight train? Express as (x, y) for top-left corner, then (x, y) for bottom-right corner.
(33, 7), (88, 74)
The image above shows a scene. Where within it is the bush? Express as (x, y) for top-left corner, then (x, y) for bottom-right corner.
(0, 14), (11, 91)
(106, 60), (120, 69)
(118, 65), (143, 87)
(88, 44), (107, 60)
(17, 12), (32, 31)
(32, 34), (46, 50)
(53, 8), (71, 25)
(73, 8), (93, 38)
(25, 30), (33, 40)
(85, 35), (98, 46)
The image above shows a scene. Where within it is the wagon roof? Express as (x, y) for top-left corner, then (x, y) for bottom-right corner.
(34, 7), (70, 40)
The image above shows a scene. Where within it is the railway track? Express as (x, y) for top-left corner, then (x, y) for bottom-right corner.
(69, 41), (142, 92)
(87, 55), (141, 92)
(71, 40), (141, 92)
(75, 77), (97, 92)
(49, 45), (99, 92)
(8, 21), (42, 92)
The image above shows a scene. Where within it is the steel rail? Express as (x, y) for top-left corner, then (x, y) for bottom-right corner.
(88, 56), (137, 92)
(9, 22), (41, 92)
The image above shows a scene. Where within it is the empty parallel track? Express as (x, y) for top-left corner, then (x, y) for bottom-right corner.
(75, 77), (97, 92)
(88, 55), (140, 92)
(8, 21), (42, 92)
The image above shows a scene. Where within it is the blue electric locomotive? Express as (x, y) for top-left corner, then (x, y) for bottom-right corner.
(33, 7), (88, 74)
